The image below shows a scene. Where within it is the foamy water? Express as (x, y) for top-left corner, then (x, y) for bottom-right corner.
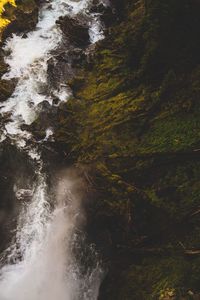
(0, 175), (102, 300)
(0, 0), (104, 299)
(0, 0), (104, 147)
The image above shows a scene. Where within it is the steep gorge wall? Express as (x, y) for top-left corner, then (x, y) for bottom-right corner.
(50, 0), (200, 299)
(1, 0), (200, 299)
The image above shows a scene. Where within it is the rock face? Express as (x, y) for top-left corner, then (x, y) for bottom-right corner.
(57, 15), (90, 48)
(49, 0), (200, 299)
(0, 50), (16, 103)
(0, 142), (35, 252)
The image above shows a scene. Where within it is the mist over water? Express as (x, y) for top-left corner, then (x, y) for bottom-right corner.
(0, 0), (104, 298)
(0, 173), (102, 300)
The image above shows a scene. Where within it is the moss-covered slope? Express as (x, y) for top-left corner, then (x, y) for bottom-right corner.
(50, 0), (200, 298)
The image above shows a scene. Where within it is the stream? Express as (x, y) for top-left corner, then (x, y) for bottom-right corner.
(0, 0), (105, 299)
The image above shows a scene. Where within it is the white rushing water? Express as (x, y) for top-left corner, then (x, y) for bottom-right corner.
(0, 174), (102, 300)
(0, 0), (104, 148)
(0, 0), (104, 299)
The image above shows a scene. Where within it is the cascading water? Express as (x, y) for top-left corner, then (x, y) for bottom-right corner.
(0, 173), (102, 300)
(0, 0), (104, 299)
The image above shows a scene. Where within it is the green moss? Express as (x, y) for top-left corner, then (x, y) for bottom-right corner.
(116, 255), (200, 299)
(50, 0), (200, 298)
(138, 114), (200, 154)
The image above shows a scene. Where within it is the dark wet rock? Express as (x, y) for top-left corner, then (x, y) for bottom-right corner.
(100, 6), (116, 27)
(90, 2), (107, 14)
(109, 0), (127, 14)
(0, 79), (16, 102)
(0, 51), (8, 76)
(37, 100), (51, 112)
(52, 97), (60, 105)
(15, 188), (33, 202)
(90, 0), (128, 25)
(47, 48), (86, 89)
(0, 51), (16, 102)
(65, 48), (87, 68)
(24, 100), (59, 141)
(50, 0), (200, 298)
(47, 55), (71, 89)
(56, 15), (90, 48)
(0, 142), (35, 251)
(90, 0), (118, 27)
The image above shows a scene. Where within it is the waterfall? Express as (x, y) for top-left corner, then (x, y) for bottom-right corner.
(0, 0), (104, 299)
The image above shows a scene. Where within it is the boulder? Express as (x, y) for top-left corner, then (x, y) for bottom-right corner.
(56, 15), (90, 48)
(0, 142), (35, 251)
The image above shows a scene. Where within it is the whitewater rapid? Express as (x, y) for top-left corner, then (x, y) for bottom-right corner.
(0, 0), (104, 299)
(0, 0), (104, 149)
